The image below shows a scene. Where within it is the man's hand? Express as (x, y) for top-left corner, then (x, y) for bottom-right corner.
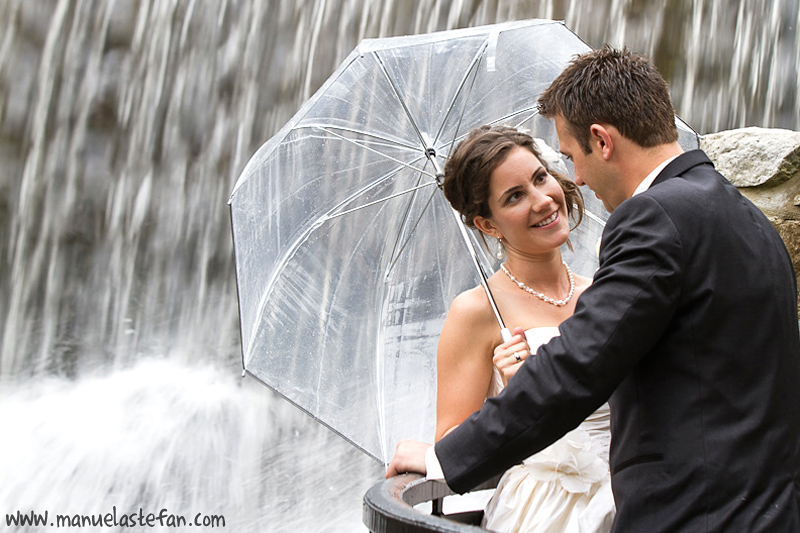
(385, 440), (431, 478)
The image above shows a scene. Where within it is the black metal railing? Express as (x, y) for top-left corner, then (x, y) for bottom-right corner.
(363, 474), (500, 533)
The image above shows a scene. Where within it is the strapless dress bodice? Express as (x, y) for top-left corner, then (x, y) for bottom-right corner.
(482, 326), (614, 532)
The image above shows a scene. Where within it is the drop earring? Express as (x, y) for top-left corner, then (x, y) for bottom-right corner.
(496, 238), (505, 260)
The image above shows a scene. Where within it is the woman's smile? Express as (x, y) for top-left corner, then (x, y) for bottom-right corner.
(532, 211), (559, 228)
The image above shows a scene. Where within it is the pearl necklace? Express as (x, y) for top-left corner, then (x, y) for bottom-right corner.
(500, 261), (575, 307)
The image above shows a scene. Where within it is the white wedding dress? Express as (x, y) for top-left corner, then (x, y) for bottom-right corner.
(482, 327), (615, 533)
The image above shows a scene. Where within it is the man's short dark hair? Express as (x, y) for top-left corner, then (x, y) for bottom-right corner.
(538, 46), (678, 153)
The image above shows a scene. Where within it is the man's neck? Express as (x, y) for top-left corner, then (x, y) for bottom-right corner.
(625, 141), (684, 198)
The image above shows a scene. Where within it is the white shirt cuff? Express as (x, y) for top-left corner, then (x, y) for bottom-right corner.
(425, 444), (445, 480)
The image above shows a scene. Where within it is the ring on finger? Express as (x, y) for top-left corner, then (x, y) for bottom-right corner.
(514, 351), (522, 362)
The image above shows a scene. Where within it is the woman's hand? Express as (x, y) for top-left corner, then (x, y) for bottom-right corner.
(492, 326), (530, 385)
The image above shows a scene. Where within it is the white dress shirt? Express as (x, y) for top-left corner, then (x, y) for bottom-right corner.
(633, 155), (679, 196)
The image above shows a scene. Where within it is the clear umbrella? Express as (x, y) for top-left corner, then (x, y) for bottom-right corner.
(228, 19), (699, 463)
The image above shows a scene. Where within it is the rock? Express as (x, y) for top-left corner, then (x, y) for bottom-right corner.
(701, 127), (800, 188)
(772, 219), (800, 282)
(703, 128), (800, 221)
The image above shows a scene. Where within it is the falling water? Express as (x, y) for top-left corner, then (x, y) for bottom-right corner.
(1, 0), (797, 531)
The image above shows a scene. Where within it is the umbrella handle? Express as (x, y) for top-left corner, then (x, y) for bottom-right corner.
(500, 328), (513, 343)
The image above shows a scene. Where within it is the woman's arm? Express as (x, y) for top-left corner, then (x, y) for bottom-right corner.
(435, 289), (497, 441)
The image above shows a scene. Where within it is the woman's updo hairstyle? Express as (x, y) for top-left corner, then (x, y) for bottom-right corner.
(442, 125), (584, 231)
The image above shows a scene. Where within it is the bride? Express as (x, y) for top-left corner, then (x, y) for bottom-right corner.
(436, 125), (614, 532)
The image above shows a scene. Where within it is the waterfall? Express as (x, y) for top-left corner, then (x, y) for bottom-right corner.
(1, 0), (797, 531)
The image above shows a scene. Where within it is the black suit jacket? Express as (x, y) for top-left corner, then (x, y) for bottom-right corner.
(436, 150), (800, 531)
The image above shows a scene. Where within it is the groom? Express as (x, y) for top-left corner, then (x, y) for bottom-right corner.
(387, 46), (800, 531)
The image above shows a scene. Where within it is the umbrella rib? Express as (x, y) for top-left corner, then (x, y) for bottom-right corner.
(584, 209), (606, 225)
(302, 125), (437, 180)
(383, 183), (439, 279)
(492, 105), (540, 129)
(443, 105), (542, 154)
(435, 39), (489, 149)
(443, 58), (483, 158)
(296, 123), (421, 152)
(373, 52), (428, 152)
(323, 180), (436, 221)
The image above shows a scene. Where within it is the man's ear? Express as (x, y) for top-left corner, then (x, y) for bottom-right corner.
(473, 215), (501, 240)
(589, 124), (614, 160)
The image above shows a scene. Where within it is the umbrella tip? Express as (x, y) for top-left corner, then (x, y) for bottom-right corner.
(241, 370), (246, 378)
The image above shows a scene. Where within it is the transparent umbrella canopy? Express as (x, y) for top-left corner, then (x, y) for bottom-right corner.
(228, 19), (699, 463)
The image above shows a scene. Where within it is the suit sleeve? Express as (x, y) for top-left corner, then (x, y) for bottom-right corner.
(436, 194), (686, 494)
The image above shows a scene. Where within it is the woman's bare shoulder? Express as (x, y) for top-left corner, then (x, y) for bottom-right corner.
(447, 286), (497, 325)
(438, 286), (501, 354)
